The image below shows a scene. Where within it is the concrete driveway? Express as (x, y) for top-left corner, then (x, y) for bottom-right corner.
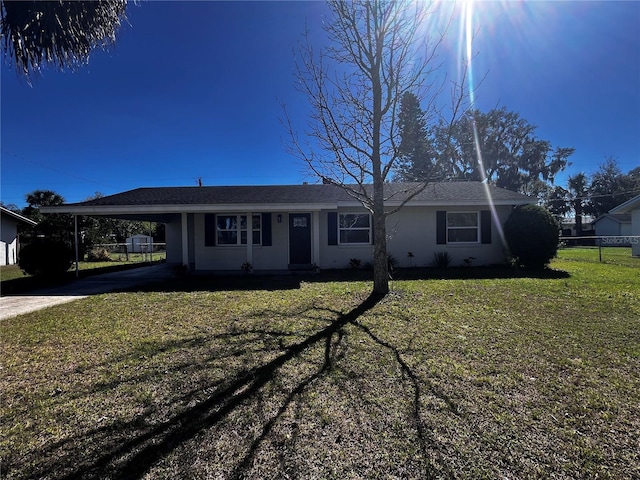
(1, 264), (175, 321)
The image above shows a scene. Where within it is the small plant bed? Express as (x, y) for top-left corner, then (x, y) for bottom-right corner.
(1, 253), (638, 479)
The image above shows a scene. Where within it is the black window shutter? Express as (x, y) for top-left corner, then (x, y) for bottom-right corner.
(328, 212), (338, 245)
(436, 211), (446, 244)
(481, 210), (492, 244)
(261, 213), (272, 246)
(370, 214), (374, 244)
(205, 214), (216, 246)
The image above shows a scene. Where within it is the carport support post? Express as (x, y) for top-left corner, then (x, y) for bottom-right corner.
(149, 221), (153, 263)
(181, 213), (189, 269)
(74, 214), (79, 278)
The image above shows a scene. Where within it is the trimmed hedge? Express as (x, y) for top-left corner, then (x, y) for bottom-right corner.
(504, 205), (560, 269)
(18, 240), (74, 277)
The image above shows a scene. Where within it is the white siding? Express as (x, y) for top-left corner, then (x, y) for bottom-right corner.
(193, 213), (289, 271)
(0, 217), (19, 266)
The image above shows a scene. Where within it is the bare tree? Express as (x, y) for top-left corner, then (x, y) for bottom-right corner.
(284, 0), (467, 295)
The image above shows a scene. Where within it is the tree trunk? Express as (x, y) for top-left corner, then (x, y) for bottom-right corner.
(370, 23), (388, 297)
(372, 209), (389, 295)
(574, 200), (583, 237)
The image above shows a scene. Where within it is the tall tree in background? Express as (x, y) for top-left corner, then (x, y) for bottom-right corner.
(566, 173), (589, 236)
(1, 0), (128, 81)
(285, 0), (467, 295)
(21, 189), (73, 242)
(545, 158), (640, 226)
(545, 185), (571, 222)
(588, 157), (640, 217)
(22, 190), (65, 224)
(396, 106), (574, 197)
(80, 193), (155, 248)
(395, 92), (443, 182)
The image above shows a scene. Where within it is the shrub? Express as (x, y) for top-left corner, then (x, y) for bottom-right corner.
(19, 240), (74, 277)
(87, 247), (111, 262)
(432, 251), (452, 268)
(387, 254), (398, 272)
(504, 204), (560, 269)
(349, 258), (362, 269)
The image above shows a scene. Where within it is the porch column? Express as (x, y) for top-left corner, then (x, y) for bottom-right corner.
(74, 214), (79, 278)
(181, 212), (189, 268)
(312, 210), (320, 266)
(246, 212), (253, 265)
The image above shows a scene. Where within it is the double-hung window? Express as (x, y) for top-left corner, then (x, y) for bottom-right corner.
(216, 214), (261, 245)
(339, 213), (371, 244)
(446, 212), (479, 243)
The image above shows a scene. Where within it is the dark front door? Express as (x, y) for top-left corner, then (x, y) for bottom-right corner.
(289, 213), (312, 266)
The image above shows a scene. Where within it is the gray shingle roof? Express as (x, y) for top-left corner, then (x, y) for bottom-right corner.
(65, 182), (532, 207)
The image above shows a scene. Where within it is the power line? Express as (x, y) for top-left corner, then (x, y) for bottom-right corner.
(2, 150), (117, 189)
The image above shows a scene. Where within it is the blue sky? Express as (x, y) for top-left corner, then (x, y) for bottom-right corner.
(1, 1), (639, 208)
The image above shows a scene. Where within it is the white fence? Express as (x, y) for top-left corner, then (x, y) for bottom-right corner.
(91, 242), (166, 262)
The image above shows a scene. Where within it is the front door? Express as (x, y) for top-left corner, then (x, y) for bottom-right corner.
(289, 213), (312, 266)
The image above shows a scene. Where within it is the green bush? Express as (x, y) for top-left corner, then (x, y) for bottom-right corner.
(19, 240), (74, 277)
(504, 205), (560, 268)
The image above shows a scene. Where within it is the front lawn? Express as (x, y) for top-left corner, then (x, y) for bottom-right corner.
(1, 250), (638, 479)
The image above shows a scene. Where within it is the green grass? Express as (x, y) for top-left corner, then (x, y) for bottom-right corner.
(1, 250), (638, 479)
(558, 245), (639, 268)
(0, 265), (26, 282)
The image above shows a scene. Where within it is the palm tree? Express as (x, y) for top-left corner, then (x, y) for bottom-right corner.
(567, 173), (589, 237)
(1, 1), (128, 81)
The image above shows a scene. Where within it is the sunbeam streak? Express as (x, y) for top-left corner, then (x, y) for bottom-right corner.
(460, 0), (507, 250)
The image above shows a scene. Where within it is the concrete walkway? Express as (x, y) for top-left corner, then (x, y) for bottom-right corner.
(0, 264), (175, 321)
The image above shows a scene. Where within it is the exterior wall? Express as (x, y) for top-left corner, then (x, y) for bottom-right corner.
(165, 216), (184, 265)
(318, 209), (374, 269)
(384, 205), (512, 267)
(193, 213), (289, 271)
(316, 205), (513, 270)
(594, 218), (624, 237)
(0, 217), (19, 266)
(183, 205), (516, 272)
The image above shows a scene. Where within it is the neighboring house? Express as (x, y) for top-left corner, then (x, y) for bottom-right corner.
(126, 234), (153, 253)
(592, 213), (632, 242)
(42, 182), (535, 271)
(561, 216), (596, 238)
(0, 207), (37, 266)
(609, 194), (640, 256)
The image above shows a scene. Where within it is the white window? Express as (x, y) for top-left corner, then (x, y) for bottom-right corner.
(339, 213), (371, 244)
(216, 214), (261, 245)
(447, 212), (479, 243)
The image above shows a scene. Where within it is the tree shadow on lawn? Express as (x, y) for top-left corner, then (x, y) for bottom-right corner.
(18, 292), (459, 479)
(126, 265), (570, 295)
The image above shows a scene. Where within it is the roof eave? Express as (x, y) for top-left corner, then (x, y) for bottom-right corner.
(0, 207), (37, 226)
(42, 197), (533, 216)
(610, 195), (640, 214)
